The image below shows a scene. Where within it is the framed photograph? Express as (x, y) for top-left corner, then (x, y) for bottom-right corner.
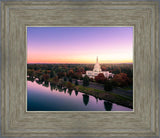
(27, 26), (133, 111)
(1, 1), (159, 137)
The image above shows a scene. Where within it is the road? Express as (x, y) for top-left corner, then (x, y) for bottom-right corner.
(73, 79), (133, 99)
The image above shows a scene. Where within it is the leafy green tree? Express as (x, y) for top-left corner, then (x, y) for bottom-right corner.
(104, 79), (113, 91)
(83, 75), (90, 86)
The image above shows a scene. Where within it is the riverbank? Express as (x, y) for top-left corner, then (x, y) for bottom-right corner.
(28, 77), (133, 109)
(63, 82), (133, 109)
(73, 79), (133, 99)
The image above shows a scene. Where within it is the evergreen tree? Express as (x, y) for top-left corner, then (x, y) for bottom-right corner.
(104, 79), (113, 91)
(69, 77), (72, 83)
(64, 76), (67, 81)
(83, 75), (90, 86)
(75, 80), (79, 85)
(50, 70), (54, 78)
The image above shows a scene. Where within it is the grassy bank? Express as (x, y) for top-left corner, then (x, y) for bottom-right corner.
(63, 82), (133, 109)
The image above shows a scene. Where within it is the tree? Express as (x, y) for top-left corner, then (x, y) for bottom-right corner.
(113, 73), (129, 87)
(83, 75), (90, 86)
(104, 79), (113, 91)
(27, 69), (34, 78)
(50, 70), (55, 78)
(68, 69), (74, 77)
(58, 79), (64, 87)
(42, 74), (49, 82)
(73, 72), (82, 79)
(45, 70), (47, 74)
(64, 76), (67, 81)
(35, 70), (41, 78)
(104, 101), (113, 111)
(66, 82), (73, 89)
(83, 94), (89, 106)
(69, 77), (72, 83)
(57, 71), (65, 78)
(34, 66), (37, 71)
(51, 76), (59, 84)
(95, 73), (105, 84)
(90, 78), (94, 82)
(75, 80), (79, 85)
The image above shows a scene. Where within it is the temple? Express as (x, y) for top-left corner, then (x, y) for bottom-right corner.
(83, 57), (114, 79)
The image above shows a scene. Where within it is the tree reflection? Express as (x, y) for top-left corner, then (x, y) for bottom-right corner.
(104, 101), (112, 111)
(63, 88), (67, 93)
(94, 97), (98, 103)
(50, 83), (56, 91)
(57, 85), (63, 92)
(27, 77), (35, 82)
(36, 79), (43, 85)
(75, 90), (78, 96)
(83, 94), (89, 106)
(68, 89), (73, 96)
(43, 81), (49, 87)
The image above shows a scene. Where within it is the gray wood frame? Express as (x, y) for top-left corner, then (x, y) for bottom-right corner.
(1, 1), (159, 137)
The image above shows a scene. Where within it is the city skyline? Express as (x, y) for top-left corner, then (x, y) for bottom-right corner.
(27, 27), (133, 64)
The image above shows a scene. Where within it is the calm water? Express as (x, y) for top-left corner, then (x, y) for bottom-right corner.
(27, 80), (132, 111)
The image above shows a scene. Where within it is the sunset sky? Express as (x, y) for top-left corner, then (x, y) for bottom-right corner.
(27, 27), (133, 64)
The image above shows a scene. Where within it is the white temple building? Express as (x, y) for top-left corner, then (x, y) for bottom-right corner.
(83, 57), (114, 79)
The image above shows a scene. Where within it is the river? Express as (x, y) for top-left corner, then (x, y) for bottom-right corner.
(27, 80), (132, 111)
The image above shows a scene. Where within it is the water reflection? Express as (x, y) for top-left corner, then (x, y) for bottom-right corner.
(95, 97), (98, 103)
(68, 89), (73, 96)
(83, 94), (89, 106)
(27, 77), (35, 82)
(36, 79), (43, 85)
(57, 86), (63, 92)
(104, 101), (113, 111)
(63, 88), (67, 93)
(75, 90), (78, 96)
(27, 79), (132, 111)
(43, 81), (49, 87)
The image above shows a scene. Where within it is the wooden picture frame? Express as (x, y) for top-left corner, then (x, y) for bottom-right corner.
(1, 1), (159, 137)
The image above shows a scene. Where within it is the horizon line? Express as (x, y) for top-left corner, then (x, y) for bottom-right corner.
(27, 62), (133, 64)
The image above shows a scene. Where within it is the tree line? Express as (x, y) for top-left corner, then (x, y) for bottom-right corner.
(27, 63), (133, 91)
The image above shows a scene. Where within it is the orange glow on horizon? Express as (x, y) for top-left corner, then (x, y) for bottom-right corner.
(27, 59), (133, 64)
(27, 53), (133, 64)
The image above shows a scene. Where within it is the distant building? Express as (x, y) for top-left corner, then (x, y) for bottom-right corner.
(82, 57), (114, 79)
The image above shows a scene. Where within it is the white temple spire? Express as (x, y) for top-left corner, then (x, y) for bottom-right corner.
(84, 56), (114, 79)
(93, 56), (101, 72)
